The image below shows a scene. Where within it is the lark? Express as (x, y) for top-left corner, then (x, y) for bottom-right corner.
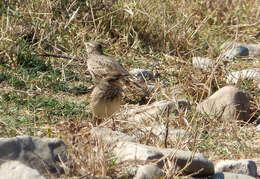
(85, 41), (130, 80)
(85, 41), (149, 101)
(90, 73), (126, 126)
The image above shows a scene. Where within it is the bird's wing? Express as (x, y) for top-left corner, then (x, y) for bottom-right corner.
(88, 55), (129, 77)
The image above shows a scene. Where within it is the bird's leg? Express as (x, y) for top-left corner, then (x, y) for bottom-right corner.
(112, 117), (116, 131)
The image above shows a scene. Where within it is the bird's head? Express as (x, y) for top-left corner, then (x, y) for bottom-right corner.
(84, 41), (104, 54)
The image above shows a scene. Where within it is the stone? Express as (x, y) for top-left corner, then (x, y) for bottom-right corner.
(90, 127), (137, 145)
(113, 142), (164, 163)
(134, 165), (163, 179)
(221, 41), (260, 60)
(120, 100), (176, 123)
(226, 68), (260, 84)
(161, 148), (214, 177)
(130, 68), (154, 81)
(215, 160), (257, 177)
(257, 125), (260, 132)
(0, 136), (67, 175)
(212, 172), (256, 179)
(196, 86), (250, 121)
(0, 161), (46, 179)
(142, 125), (189, 142)
(113, 142), (214, 177)
(257, 118), (260, 125)
(223, 45), (249, 60)
(192, 57), (214, 70)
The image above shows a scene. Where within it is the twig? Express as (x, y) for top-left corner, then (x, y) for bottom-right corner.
(36, 53), (83, 61)
(164, 106), (170, 148)
(77, 174), (90, 179)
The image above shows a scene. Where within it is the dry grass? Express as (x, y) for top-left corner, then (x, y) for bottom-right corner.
(0, 0), (260, 178)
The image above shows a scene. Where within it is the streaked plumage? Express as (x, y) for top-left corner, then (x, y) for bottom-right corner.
(90, 73), (125, 119)
(85, 41), (130, 80)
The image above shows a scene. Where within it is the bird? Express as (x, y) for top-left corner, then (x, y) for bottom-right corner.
(90, 73), (126, 127)
(85, 41), (130, 81)
(84, 41), (146, 92)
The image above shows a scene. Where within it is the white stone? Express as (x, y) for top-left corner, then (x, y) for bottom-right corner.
(192, 57), (214, 70)
(215, 159), (257, 177)
(120, 100), (175, 123)
(142, 124), (189, 142)
(0, 161), (46, 179)
(226, 68), (260, 84)
(90, 127), (137, 144)
(256, 125), (260, 132)
(134, 165), (163, 179)
(114, 142), (164, 162)
(130, 68), (154, 81)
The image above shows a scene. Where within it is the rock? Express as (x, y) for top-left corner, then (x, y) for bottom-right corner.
(257, 125), (260, 132)
(192, 57), (214, 70)
(0, 136), (67, 175)
(161, 148), (214, 177)
(196, 86), (250, 121)
(120, 100), (189, 123)
(130, 68), (154, 81)
(223, 45), (249, 60)
(221, 41), (260, 60)
(113, 142), (214, 177)
(134, 165), (163, 179)
(114, 142), (164, 163)
(226, 68), (260, 84)
(90, 127), (137, 145)
(0, 161), (46, 179)
(212, 172), (256, 179)
(142, 125), (189, 142)
(120, 100), (176, 123)
(257, 118), (260, 125)
(215, 160), (257, 177)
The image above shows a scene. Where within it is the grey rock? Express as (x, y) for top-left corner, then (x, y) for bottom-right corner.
(143, 125), (189, 142)
(161, 148), (214, 177)
(0, 136), (67, 175)
(130, 68), (154, 81)
(192, 57), (214, 70)
(90, 127), (137, 145)
(226, 68), (260, 84)
(212, 172), (256, 179)
(223, 45), (249, 60)
(134, 165), (163, 179)
(196, 86), (250, 121)
(0, 161), (46, 179)
(256, 118), (260, 125)
(215, 160), (257, 177)
(113, 142), (214, 177)
(221, 41), (260, 59)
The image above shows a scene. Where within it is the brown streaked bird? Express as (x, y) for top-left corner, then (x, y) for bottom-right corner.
(90, 73), (126, 126)
(85, 41), (130, 81)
